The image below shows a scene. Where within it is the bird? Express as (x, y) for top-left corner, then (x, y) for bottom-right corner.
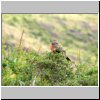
(50, 40), (71, 61)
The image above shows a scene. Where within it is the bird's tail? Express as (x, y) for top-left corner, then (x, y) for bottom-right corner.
(66, 56), (71, 61)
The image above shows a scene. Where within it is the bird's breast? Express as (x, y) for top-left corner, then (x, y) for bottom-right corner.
(50, 45), (55, 52)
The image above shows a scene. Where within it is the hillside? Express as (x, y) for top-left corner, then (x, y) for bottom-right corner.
(2, 14), (98, 86)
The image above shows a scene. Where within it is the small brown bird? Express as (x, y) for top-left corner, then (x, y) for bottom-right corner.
(50, 40), (71, 61)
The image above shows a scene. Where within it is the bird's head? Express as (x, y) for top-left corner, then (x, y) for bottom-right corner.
(50, 40), (58, 52)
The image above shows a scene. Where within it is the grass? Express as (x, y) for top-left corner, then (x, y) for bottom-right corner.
(2, 14), (98, 86)
(2, 45), (98, 86)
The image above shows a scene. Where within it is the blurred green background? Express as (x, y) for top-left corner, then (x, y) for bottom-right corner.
(2, 14), (98, 86)
(2, 14), (98, 62)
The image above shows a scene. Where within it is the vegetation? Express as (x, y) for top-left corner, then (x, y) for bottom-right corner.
(2, 14), (98, 86)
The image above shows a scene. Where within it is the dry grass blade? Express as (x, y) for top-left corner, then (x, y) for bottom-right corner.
(18, 30), (24, 49)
